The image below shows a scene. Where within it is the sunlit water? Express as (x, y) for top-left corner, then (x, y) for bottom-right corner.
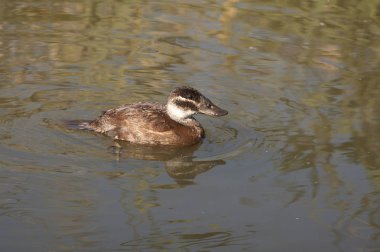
(1, 0), (380, 251)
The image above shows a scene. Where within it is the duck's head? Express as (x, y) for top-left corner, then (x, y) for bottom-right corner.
(166, 86), (228, 124)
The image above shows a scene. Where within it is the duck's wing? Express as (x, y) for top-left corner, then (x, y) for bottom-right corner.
(89, 103), (176, 141)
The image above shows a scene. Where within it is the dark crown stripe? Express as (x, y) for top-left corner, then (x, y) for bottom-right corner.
(177, 89), (201, 102)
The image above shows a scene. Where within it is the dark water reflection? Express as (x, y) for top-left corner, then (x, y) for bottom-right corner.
(1, 0), (380, 251)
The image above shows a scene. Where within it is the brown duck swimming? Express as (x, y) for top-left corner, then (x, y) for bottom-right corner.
(78, 86), (228, 146)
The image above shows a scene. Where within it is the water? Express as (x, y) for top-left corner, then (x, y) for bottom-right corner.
(1, 0), (380, 251)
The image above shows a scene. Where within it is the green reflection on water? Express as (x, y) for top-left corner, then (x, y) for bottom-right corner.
(0, 0), (380, 251)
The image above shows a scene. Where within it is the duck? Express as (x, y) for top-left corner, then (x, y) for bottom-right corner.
(78, 86), (228, 146)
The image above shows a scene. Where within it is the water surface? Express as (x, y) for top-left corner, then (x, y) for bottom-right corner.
(1, 0), (380, 251)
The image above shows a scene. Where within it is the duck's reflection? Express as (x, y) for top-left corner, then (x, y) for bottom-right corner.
(165, 157), (225, 180)
(112, 141), (225, 182)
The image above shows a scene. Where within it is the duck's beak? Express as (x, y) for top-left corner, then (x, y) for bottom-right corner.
(199, 101), (228, 117)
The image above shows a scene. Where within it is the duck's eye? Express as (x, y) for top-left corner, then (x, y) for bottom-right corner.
(183, 94), (194, 100)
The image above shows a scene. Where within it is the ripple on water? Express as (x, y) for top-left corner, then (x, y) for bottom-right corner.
(120, 230), (255, 251)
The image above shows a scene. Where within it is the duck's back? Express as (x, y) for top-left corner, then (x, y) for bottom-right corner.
(84, 102), (203, 146)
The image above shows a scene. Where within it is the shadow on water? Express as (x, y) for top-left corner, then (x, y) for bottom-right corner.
(110, 141), (226, 184)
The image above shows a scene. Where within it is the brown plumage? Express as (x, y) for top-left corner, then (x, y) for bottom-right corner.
(78, 86), (228, 146)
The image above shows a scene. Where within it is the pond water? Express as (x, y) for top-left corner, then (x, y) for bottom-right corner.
(1, 0), (380, 251)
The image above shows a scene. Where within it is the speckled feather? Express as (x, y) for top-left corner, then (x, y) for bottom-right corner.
(76, 86), (227, 146)
(84, 102), (205, 146)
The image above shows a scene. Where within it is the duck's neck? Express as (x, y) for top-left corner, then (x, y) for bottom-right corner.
(166, 104), (205, 138)
(166, 103), (196, 125)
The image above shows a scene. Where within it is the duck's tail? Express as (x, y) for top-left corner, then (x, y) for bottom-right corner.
(63, 120), (94, 130)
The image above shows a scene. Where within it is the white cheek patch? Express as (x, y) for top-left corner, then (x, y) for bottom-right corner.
(167, 102), (194, 121)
